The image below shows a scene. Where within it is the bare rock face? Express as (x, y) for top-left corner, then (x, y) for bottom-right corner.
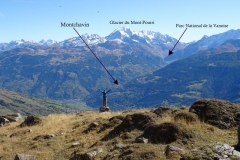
(189, 98), (240, 129)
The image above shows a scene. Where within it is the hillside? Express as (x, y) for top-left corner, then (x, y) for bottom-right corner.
(0, 31), (166, 100)
(86, 50), (240, 110)
(0, 98), (240, 159)
(1, 28), (240, 110)
(0, 89), (90, 116)
(165, 29), (240, 62)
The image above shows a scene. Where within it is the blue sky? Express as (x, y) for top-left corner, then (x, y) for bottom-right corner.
(0, 0), (239, 43)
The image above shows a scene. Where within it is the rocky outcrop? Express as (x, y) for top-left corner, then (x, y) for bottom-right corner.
(0, 117), (9, 126)
(20, 115), (42, 127)
(189, 99), (240, 129)
(1, 113), (22, 123)
(181, 142), (240, 160)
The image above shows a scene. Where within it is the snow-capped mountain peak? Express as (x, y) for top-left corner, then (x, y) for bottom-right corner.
(59, 33), (106, 47)
(39, 39), (57, 46)
(106, 26), (133, 40)
(7, 39), (39, 49)
(106, 27), (178, 46)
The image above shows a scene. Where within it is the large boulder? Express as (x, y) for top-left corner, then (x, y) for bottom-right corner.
(189, 99), (240, 129)
(142, 122), (194, 144)
(20, 115), (42, 127)
(101, 113), (156, 141)
(2, 113), (22, 122)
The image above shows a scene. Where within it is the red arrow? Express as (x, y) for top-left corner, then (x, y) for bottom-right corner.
(73, 28), (118, 85)
(169, 28), (187, 56)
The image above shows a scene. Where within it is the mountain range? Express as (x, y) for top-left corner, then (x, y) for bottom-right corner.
(1, 27), (240, 110)
(164, 29), (240, 61)
(88, 49), (240, 110)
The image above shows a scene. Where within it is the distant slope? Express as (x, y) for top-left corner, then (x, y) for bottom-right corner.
(0, 38), (165, 100)
(86, 50), (240, 110)
(165, 29), (240, 62)
(0, 89), (90, 116)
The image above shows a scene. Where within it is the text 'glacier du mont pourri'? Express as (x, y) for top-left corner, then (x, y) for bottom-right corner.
(110, 20), (154, 24)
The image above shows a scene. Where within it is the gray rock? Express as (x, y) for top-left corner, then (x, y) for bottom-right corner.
(3, 116), (20, 122)
(135, 137), (148, 143)
(14, 153), (35, 160)
(90, 122), (99, 127)
(85, 151), (97, 159)
(115, 143), (125, 149)
(165, 145), (185, 158)
(72, 142), (81, 146)
(84, 148), (103, 159)
(224, 149), (233, 156)
(0, 117), (9, 125)
(3, 113), (22, 122)
(99, 106), (110, 112)
(233, 150), (240, 156)
(44, 134), (55, 139)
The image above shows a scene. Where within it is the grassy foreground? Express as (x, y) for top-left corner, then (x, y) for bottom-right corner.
(0, 108), (238, 160)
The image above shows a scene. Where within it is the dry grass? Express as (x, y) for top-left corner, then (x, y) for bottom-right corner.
(0, 108), (238, 160)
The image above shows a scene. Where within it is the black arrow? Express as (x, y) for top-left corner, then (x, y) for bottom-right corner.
(73, 28), (118, 85)
(169, 28), (187, 56)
